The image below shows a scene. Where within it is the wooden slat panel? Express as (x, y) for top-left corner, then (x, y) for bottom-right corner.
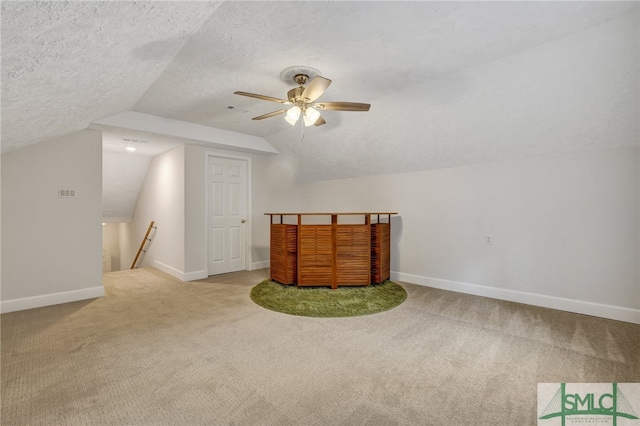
(371, 223), (391, 283)
(298, 225), (333, 286)
(336, 225), (370, 285)
(285, 225), (297, 283)
(270, 215), (394, 288)
(270, 224), (297, 284)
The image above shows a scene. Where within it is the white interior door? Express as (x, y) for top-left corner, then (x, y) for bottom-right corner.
(207, 156), (247, 275)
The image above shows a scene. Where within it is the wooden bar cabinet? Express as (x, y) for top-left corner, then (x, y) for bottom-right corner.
(265, 212), (396, 289)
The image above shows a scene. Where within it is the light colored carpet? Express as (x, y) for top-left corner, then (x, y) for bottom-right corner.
(1, 267), (638, 425)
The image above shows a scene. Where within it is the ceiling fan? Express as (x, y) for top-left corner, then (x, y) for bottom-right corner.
(233, 66), (370, 127)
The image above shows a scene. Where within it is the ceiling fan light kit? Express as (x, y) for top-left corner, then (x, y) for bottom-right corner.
(284, 106), (301, 126)
(234, 66), (371, 128)
(303, 107), (320, 127)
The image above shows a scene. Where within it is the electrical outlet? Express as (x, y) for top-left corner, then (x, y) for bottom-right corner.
(58, 188), (76, 198)
(485, 235), (492, 245)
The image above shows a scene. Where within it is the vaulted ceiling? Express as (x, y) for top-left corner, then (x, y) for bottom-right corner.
(2, 1), (638, 183)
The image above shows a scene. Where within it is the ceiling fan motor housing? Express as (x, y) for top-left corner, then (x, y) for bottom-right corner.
(287, 86), (305, 103)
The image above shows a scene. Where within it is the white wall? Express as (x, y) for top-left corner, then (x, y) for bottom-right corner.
(1, 130), (104, 312)
(125, 141), (291, 281)
(102, 223), (120, 271)
(118, 222), (135, 271)
(102, 222), (135, 271)
(130, 145), (185, 277)
(250, 152), (301, 265)
(183, 143), (207, 278)
(298, 147), (640, 323)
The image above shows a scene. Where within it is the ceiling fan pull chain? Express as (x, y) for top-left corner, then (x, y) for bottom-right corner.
(300, 116), (305, 143)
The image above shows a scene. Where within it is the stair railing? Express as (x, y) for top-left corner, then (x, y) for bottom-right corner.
(131, 221), (156, 269)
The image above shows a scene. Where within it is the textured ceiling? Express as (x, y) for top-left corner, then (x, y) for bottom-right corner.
(1, 1), (220, 152)
(2, 1), (638, 183)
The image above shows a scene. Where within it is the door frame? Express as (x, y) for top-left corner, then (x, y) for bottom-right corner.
(204, 151), (252, 276)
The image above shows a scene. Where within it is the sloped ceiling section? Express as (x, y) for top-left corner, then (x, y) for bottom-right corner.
(2, 1), (638, 182)
(102, 150), (151, 221)
(134, 1), (639, 181)
(1, 1), (221, 152)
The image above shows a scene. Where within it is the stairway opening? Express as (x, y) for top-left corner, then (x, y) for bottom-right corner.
(102, 222), (136, 272)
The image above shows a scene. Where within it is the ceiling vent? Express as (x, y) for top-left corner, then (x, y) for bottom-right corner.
(227, 105), (248, 113)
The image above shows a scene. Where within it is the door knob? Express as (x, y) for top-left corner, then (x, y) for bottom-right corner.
(241, 219), (246, 223)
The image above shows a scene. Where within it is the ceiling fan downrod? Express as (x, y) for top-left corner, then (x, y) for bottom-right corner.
(294, 74), (309, 86)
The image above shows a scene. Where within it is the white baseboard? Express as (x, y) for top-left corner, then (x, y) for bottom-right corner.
(153, 261), (184, 281)
(392, 272), (640, 325)
(251, 261), (269, 271)
(155, 259), (269, 281)
(0, 286), (105, 314)
(153, 261), (207, 282)
(184, 270), (207, 281)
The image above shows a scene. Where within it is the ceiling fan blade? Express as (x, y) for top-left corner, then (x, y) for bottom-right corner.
(252, 109), (288, 120)
(234, 91), (291, 105)
(301, 76), (331, 103)
(314, 102), (370, 111)
(314, 115), (326, 126)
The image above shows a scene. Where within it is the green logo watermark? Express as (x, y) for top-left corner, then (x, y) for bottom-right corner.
(538, 383), (639, 426)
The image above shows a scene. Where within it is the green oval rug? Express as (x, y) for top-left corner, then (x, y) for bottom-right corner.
(250, 280), (407, 317)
